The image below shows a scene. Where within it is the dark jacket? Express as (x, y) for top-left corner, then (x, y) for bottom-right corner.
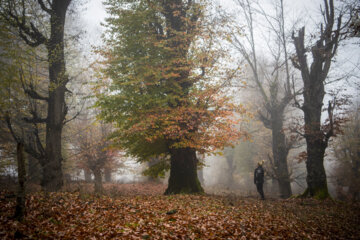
(254, 165), (264, 184)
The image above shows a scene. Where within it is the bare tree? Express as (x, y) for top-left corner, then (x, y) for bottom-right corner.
(0, 0), (73, 191)
(291, 0), (348, 198)
(230, 0), (298, 198)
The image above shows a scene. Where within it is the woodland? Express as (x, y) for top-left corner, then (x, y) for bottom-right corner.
(0, 0), (359, 239)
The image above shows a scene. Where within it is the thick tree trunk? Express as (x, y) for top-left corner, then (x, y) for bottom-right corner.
(304, 138), (328, 198)
(165, 148), (203, 195)
(93, 168), (103, 194)
(292, 1), (341, 198)
(271, 109), (292, 198)
(41, 0), (71, 191)
(14, 143), (26, 221)
(301, 82), (329, 199)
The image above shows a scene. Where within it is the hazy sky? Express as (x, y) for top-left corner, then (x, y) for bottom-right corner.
(80, 0), (322, 46)
(79, 0), (359, 94)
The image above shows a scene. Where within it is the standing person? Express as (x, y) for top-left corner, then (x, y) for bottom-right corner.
(254, 161), (265, 200)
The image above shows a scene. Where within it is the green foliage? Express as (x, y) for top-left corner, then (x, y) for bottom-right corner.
(96, 0), (245, 162)
(314, 187), (330, 200)
(142, 157), (170, 179)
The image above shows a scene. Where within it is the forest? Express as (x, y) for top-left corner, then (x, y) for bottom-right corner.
(0, 0), (359, 239)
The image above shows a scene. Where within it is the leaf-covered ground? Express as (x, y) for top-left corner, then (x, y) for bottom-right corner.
(1, 184), (359, 239)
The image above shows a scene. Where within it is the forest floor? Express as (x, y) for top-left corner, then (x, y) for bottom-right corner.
(0, 183), (359, 239)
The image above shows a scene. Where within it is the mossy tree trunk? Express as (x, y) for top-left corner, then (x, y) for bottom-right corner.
(165, 148), (203, 195)
(302, 106), (329, 199)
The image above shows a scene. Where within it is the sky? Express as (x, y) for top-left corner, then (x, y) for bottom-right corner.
(80, 0), (320, 46)
(79, 0), (359, 95)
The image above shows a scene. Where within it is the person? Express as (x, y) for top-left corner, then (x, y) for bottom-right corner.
(254, 161), (265, 200)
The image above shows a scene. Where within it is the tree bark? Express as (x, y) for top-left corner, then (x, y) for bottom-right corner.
(165, 148), (203, 194)
(27, 155), (41, 184)
(41, 0), (72, 192)
(84, 169), (92, 182)
(271, 109), (292, 198)
(14, 142), (26, 221)
(292, 2), (341, 197)
(225, 155), (236, 188)
(93, 168), (103, 194)
(104, 167), (112, 183)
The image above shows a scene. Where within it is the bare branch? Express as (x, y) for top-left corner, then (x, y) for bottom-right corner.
(37, 0), (53, 14)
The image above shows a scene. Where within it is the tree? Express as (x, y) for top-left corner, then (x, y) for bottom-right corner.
(0, 14), (46, 185)
(14, 142), (26, 221)
(96, 0), (247, 194)
(70, 119), (120, 194)
(229, 0), (298, 198)
(332, 104), (360, 201)
(0, 0), (73, 191)
(291, 0), (347, 198)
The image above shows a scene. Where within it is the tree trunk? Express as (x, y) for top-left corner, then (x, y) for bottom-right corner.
(93, 168), (103, 194)
(304, 136), (328, 198)
(41, 0), (72, 192)
(104, 168), (112, 183)
(292, 1), (342, 199)
(271, 110), (292, 198)
(84, 169), (92, 182)
(14, 142), (26, 221)
(27, 155), (41, 184)
(225, 155), (236, 188)
(301, 83), (329, 199)
(165, 148), (203, 195)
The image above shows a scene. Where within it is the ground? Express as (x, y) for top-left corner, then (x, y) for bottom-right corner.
(0, 183), (359, 239)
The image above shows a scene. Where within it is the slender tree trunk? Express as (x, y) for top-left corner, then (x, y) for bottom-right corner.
(349, 159), (360, 201)
(271, 110), (292, 198)
(14, 142), (26, 221)
(41, 0), (71, 192)
(84, 169), (92, 182)
(225, 155), (235, 188)
(104, 168), (112, 183)
(27, 155), (41, 184)
(165, 148), (203, 195)
(93, 168), (103, 194)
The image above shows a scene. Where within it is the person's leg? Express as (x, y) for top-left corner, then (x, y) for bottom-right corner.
(256, 183), (262, 199)
(259, 182), (265, 200)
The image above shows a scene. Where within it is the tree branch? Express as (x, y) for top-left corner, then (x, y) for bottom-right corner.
(37, 0), (53, 14)
(24, 88), (49, 101)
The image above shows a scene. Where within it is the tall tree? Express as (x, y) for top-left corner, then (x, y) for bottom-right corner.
(229, 0), (297, 198)
(291, 0), (346, 198)
(0, 0), (73, 191)
(97, 0), (246, 194)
